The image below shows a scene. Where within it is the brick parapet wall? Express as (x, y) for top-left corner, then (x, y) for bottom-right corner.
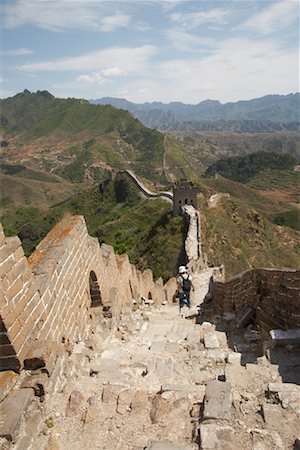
(0, 216), (176, 372)
(212, 268), (300, 331)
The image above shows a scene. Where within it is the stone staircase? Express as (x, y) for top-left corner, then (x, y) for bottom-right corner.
(1, 270), (300, 450)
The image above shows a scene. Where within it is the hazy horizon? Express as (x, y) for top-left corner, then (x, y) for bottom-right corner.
(1, 1), (299, 104)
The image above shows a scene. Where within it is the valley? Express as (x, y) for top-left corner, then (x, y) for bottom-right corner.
(0, 90), (299, 281)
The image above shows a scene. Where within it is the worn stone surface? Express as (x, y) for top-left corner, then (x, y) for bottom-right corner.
(270, 328), (300, 346)
(203, 380), (232, 420)
(65, 390), (84, 417)
(268, 383), (300, 414)
(200, 423), (235, 450)
(45, 435), (60, 450)
(0, 388), (34, 440)
(203, 332), (219, 349)
(0, 371), (18, 403)
(146, 440), (194, 450)
(9, 287), (300, 450)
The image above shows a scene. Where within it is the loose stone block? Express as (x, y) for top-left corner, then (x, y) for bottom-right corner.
(131, 390), (149, 414)
(204, 332), (220, 349)
(262, 402), (284, 426)
(270, 329), (300, 346)
(200, 423), (235, 450)
(203, 380), (232, 420)
(65, 390), (84, 417)
(226, 352), (242, 365)
(117, 389), (134, 414)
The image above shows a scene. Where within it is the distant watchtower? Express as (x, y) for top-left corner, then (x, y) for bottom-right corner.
(173, 179), (198, 216)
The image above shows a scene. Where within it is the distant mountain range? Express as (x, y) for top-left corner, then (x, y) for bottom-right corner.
(90, 93), (300, 132)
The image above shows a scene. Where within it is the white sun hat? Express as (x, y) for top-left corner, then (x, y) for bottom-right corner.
(178, 266), (187, 274)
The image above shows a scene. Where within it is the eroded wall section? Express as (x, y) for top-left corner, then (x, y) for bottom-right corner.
(0, 216), (177, 372)
(212, 268), (300, 331)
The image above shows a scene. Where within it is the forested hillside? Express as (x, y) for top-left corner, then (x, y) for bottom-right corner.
(204, 151), (298, 183)
(0, 90), (166, 184)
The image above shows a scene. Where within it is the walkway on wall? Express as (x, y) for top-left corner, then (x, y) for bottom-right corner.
(121, 169), (173, 203)
(122, 171), (206, 273)
(26, 266), (300, 450)
(182, 205), (204, 272)
(30, 269), (219, 450)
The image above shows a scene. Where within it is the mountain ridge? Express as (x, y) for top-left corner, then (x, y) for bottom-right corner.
(90, 93), (300, 131)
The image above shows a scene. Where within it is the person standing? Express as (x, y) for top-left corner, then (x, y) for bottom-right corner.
(177, 266), (194, 309)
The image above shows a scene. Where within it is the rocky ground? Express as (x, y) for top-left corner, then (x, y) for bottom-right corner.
(4, 269), (300, 450)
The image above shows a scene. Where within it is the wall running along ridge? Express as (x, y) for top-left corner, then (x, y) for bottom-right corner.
(212, 268), (300, 331)
(0, 216), (177, 373)
(122, 170), (173, 203)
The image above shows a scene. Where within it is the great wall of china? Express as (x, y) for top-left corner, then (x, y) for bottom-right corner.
(0, 174), (299, 450)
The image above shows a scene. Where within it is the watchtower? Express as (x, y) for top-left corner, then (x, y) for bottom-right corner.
(173, 179), (198, 216)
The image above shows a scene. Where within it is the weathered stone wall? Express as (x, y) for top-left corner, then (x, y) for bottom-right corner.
(0, 215), (176, 372)
(182, 205), (207, 273)
(212, 268), (300, 331)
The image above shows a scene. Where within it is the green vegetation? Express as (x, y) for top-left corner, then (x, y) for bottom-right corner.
(0, 90), (166, 185)
(0, 162), (61, 183)
(0, 89), (55, 134)
(205, 151), (298, 183)
(273, 208), (300, 231)
(201, 196), (300, 276)
(247, 169), (300, 195)
(1, 174), (185, 281)
(1, 91), (299, 281)
(44, 417), (54, 429)
(203, 174), (286, 218)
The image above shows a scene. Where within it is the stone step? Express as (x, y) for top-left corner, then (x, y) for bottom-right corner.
(203, 380), (232, 420)
(203, 332), (219, 349)
(200, 423), (235, 450)
(0, 388), (34, 441)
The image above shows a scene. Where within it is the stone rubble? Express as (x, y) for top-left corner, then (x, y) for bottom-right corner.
(1, 269), (299, 450)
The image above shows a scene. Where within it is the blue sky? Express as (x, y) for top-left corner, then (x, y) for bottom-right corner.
(1, 0), (299, 103)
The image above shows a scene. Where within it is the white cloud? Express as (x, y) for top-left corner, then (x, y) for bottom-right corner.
(3, 0), (131, 32)
(157, 37), (299, 102)
(102, 67), (125, 77)
(241, 0), (299, 34)
(159, 0), (184, 11)
(0, 48), (33, 56)
(76, 73), (106, 84)
(76, 67), (125, 84)
(96, 13), (130, 32)
(170, 8), (228, 28)
(17, 45), (157, 73)
(165, 28), (216, 52)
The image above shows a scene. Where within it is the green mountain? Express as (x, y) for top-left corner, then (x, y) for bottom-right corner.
(0, 90), (166, 184)
(1, 91), (299, 280)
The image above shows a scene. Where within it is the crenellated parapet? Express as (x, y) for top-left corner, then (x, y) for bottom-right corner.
(0, 215), (177, 373)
